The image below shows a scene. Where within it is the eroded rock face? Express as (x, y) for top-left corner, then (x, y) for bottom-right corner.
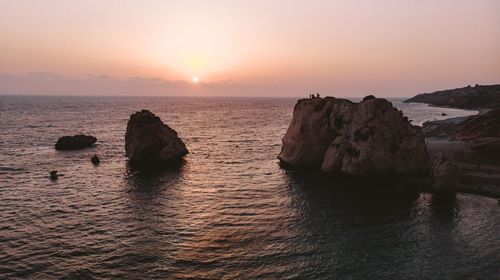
(432, 153), (459, 192)
(278, 97), (429, 176)
(456, 108), (500, 140)
(55, 135), (97, 150)
(125, 110), (188, 167)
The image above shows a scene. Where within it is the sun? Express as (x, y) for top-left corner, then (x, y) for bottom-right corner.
(192, 76), (199, 83)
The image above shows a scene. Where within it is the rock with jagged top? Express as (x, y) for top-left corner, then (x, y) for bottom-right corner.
(125, 110), (188, 167)
(278, 96), (429, 176)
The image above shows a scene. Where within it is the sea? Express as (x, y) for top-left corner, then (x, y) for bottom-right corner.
(0, 96), (498, 279)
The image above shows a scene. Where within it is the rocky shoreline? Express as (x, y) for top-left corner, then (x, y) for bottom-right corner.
(409, 88), (500, 198)
(278, 92), (500, 199)
(424, 121), (500, 197)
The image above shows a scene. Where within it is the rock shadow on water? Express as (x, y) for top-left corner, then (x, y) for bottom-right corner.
(430, 192), (459, 221)
(280, 170), (423, 279)
(124, 159), (186, 193)
(284, 169), (421, 210)
(112, 161), (188, 278)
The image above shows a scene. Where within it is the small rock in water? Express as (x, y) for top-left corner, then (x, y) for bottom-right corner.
(49, 170), (58, 180)
(91, 154), (100, 165)
(441, 113), (447, 116)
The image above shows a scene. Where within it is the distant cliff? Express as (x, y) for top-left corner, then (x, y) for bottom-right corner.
(404, 84), (500, 109)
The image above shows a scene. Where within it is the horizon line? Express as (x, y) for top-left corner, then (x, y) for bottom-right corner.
(0, 93), (414, 99)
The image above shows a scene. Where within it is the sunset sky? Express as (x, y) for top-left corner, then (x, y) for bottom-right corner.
(1, 0), (499, 97)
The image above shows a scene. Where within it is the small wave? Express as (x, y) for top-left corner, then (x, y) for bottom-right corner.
(62, 268), (96, 280)
(223, 139), (258, 143)
(27, 124), (53, 128)
(0, 166), (27, 173)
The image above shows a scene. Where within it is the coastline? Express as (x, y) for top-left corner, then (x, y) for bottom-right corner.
(426, 102), (482, 113)
(419, 104), (500, 198)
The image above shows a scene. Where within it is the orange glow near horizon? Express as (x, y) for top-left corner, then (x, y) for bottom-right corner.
(0, 1), (499, 96)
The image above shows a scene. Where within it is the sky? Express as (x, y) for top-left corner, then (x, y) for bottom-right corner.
(0, 0), (499, 97)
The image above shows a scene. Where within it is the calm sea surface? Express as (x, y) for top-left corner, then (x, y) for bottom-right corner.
(0, 96), (498, 279)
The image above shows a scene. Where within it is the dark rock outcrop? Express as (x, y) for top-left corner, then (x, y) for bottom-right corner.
(50, 170), (58, 180)
(91, 155), (100, 165)
(125, 110), (188, 167)
(404, 84), (500, 109)
(456, 108), (500, 140)
(432, 153), (459, 193)
(278, 97), (429, 176)
(55, 135), (97, 150)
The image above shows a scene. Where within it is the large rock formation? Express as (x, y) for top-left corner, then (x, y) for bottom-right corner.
(125, 110), (188, 167)
(404, 84), (500, 109)
(278, 97), (429, 176)
(432, 153), (459, 193)
(55, 135), (97, 150)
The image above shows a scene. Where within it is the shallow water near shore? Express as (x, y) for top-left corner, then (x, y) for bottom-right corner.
(0, 96), (498, 279)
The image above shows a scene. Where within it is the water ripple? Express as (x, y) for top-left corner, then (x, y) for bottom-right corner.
(0, 96), (498, 279)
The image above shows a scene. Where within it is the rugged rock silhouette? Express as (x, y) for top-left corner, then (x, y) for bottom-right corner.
(278, 97), (429, 176)
(125, 109), (188, 167)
